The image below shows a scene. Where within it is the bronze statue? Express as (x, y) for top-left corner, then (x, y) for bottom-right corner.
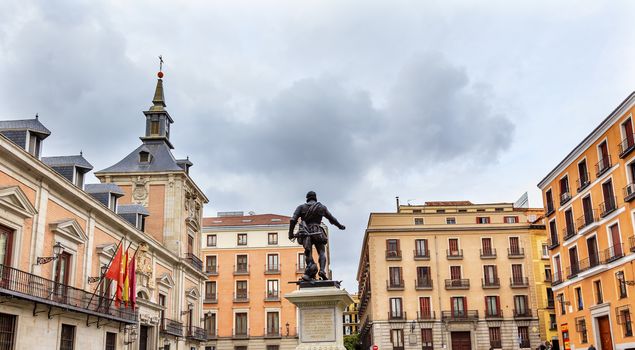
(289, 191), (345, 281)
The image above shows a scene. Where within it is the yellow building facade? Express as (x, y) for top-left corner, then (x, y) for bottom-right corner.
(538, 91), (635, 350)
(344, 294), (360, 336)
(357, 201), (547, 350)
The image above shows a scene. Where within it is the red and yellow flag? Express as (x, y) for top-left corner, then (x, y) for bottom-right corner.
(122, 249), (130, 305)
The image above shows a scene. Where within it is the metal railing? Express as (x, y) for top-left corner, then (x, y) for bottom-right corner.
(507, 247), (525, 258)
(563, 226), (576, 241)
(264, 327), (281, 338)
(204, 293), (217, 303)
(388, 311), (407, 320)
(233, 328), (249, 338)
(595, 155), (612, 177)
(547, 236), (560, 249)
(446, 249), (463, 259)
(480, 248), (497, 258)
(546, 202), (555, 216)
(385, 250), (402, 260)
(233, 264), (250, 275)
(490, 340), (502, 349)
(265, 291), (280, 301)
(413, 249), (430, 260)
(513, 309), (532, 318)
(510, 277), (529, 288)
(560, 191), (572, 205)
(386, 279), (405, 290)
(600, 196), (618, 218)
(185, 253), (203, 272)
(567, 264), (580, 279)
(552, 272), (564, 286)
(205, 265), (218, 275)
(577, 174), (591, 192)
(416, 311), (435, 320)
(296, 263), (306, 273)
(441, 310), (478, 321)
(233, 292), (249, 302)
(602, 243), (625, 263)
(519, 339), (531, 348)
(161, 318), (183, 337)
(445, 279), (469, 289)
(619, 134), (635, 158)
(0, 264), (136, 323)
(482, 278), (500, 288)
(265, 264), (281, 274)
(415, 278), (433, 290)
(187, 325), (207, 341)
(485, 309), (503, 318)
(576, 209), (598, 230)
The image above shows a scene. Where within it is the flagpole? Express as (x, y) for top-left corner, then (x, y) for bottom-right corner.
(128, 247), (140, 309)
(87, 236), (125, 307)
(106, 240), (134, 310)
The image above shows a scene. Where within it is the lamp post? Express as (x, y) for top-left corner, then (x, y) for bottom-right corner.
(36, 242), (64, 265)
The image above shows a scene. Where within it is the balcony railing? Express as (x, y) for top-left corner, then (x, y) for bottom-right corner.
(233, 292), (249, 302)
(445, 279), (469, 290)
(265, 291), (280, 301)
(296, 263), (306, 273)
(385, 250), (402, 260)
(264, 328), (281, 338)
(415, 278), (433, 290)
(265, 264), (281, 274)
(552, 272), (564, 286)
(507, 247), (525, 258)
(413, 249), (430, 260)
(204, 293), (218, 303)
(161, 318), (183, 337)
(547, 236), (560, 249)
(446, 249), (463, 259)
(546, 202), (555, 216)
(560, 191), (572, 205)
(233, 265), (250, 275)
(513, 309), (533, 318)
(519, 339), (531, 348)
(441, 310), (478, 321)
(562, 226), (576, 241)
(619, 134), (635, 158)
(416, 311), (435, 320)
(576, 209), (598, 231)
(600, 196), (618, 218)
(485, 309), (503, 319)
(388, 311), (407, 320)
(490, 340), (502, 349)
(602, 243), (625, 263)
(386, 279), (405, 290)
(595, 155), (612, 177)
(510, 277), (529, 288)
(577, 254), (601, 273)
(567, 264), (580, 279)
(577, 174), (591, 193)
(482, 278), (500, 288)
(0, 264), (136, 323)
(233, 328), (249, 338)
(480, 248), (497, 258)
(205, 265), (218, 275)
(187, 325), (207, 342)
(184, 253), (203, 272)
(206, 328), (217, 339)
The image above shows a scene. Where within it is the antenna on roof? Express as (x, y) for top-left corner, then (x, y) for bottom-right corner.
(35, 113), (39, 119)
(80, 150), (83, 156)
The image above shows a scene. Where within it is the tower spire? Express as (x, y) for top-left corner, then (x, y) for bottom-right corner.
(150, 55), (166, 111)
(141, 56), (174, 149)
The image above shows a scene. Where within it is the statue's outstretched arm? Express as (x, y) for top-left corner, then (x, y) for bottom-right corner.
(324, 207), (346, 230)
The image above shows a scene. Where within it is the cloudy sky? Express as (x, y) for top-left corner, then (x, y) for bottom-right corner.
(1, 0), (634, 291)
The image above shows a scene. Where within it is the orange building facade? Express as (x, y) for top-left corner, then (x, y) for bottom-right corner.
(201, 213), (306, 350)
(538, 91), (635, 350)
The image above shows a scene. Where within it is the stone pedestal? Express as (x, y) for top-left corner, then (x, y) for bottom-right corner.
(285, 285), (353, 350)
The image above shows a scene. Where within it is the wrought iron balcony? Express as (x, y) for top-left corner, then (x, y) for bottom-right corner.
(490, 340), (502, 349)
(577, 174), (591, 193)
(233, 292), (249, 303)
(625, 184), (635, 202)
(445, 279), (469, 290)
(387, 311), (407, 320)
(385, 250), (402, 260)
(507, 247), (525, 258)
(233, 328), (249, 338)
(595, 155), (612, 177)
(519, 339), (531, 348)
(187, 325), (207, 342)
(233, 264), (250, 275)
(205, 265), (218, 276)
(0, 264), (136, 324)
(480, 248), (497, 259)
(481, 278), (500, 289)
(415, 278), (433, 290)
(264, 327), (281, 338)
(547, 236), (560, 250)
(567, 264), (580, 279)
(441, 310), (478, 322)
(546, 202), (555, 217)
(576, 209), (598, 230)
(184, 253), (203, 272)
(562, 226), (576, 241)
(510, 277), (529, 288)
(265, 264), (281, 274)
(386, 279), (405, 290)
(265, 291), (280, 301)
(161, 318), (183, 337)
(484, 309), (503, 319)
(416, 311), (435, 320)
(560, 191), (572, 205)
(602, 243), (625, 263)
(619, 134), (635, 158)
(513, 309), (532, 318)
(296, 263), (306, 274)
(204, 293), (217, 304)
(446, 249), (463, 259)
(578, 254), (601, 273)
(600, 196), (618, 218)
(413, 249), (430, 260)
(552, 272), (564, 286)
(206, 328), (217, 339)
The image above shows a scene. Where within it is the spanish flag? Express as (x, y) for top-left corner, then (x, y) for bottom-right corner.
(122, 249), (130, 306)
(104, 244), (122, 281)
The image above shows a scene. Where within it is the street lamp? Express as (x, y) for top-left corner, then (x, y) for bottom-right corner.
(36, 242), (64, 265)
(286, 322), (290, 336)
(181, 302), (194, 315)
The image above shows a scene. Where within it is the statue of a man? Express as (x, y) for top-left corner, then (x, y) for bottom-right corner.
(289, 191), (345, 281)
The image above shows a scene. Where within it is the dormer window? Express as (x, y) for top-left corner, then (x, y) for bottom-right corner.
(137, 214), (146, 232)
(139, 151), (151, 163)
(28, 131), (42, 158)
(150, 121), (160, 135)
(109, 194), (118, 212)
(74, 167), (84, 189)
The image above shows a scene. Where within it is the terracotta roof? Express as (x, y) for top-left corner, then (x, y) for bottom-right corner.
(202, 214), (291, 227)
(424, 201), (473, 206)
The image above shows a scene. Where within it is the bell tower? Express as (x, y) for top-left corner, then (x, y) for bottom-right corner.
(140, 57), (174, 149)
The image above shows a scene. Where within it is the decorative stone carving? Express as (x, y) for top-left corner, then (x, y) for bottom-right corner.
(132, 176), (149, 206)
(136, 242), (154, 290)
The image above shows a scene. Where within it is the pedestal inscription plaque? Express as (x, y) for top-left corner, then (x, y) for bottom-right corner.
(300, 308), (335, 342)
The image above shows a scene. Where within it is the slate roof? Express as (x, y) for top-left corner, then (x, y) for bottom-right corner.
(202, 214), (291, 227)
(117, 204), (150, 215)
(84, 183), (125, 196)
(95, 140), (184, 174)
(42, 155), (93, 170)
(0, 118), (51, 135)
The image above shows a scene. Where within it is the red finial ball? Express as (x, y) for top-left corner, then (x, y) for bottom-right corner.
(157, 71), (164, 78)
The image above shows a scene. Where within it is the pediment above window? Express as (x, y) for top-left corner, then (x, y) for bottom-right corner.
(186, 287), (200, 300)
(0, 186), (37, 218)
(96, 243), (118, 259)
(156, 273), (175, 289)
(49, 219), (87, 245)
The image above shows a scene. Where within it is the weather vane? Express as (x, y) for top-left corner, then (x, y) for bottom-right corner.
(158, 55), (164, 78)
